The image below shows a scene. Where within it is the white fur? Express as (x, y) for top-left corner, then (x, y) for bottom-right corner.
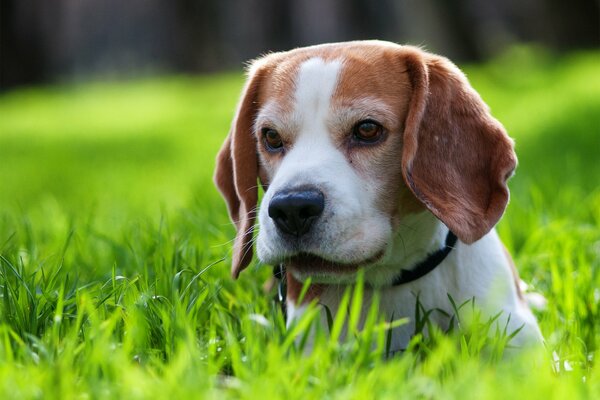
(254, 56), (543, 351)
(285, 302), (308, 328)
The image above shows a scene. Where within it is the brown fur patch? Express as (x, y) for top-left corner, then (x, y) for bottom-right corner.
(502, 244), (525, 302)
(287, 273), (325, 305)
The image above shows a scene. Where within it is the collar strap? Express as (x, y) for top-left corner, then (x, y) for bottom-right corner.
(391, 230), (457, 286)
(273, 230), (458, 301)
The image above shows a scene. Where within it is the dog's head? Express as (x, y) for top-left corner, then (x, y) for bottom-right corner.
(214, 41), (516, 280)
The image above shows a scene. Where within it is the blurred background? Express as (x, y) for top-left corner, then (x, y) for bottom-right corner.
(2, 0), (599, 89)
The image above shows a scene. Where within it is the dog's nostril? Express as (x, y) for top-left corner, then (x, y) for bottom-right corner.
(268, 189), (325, 236)
(299, 203), (321, 219)
(270, 207), (287, 221)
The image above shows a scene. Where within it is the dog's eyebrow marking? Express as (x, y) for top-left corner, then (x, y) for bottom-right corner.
(294, 58), (342, 128)
(330, 97), (398, 129)
(255, 101), (299, 134)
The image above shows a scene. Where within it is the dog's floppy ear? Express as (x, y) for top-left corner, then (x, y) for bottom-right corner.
(214, 63), (267, 278)
(401, 49), (517, 243)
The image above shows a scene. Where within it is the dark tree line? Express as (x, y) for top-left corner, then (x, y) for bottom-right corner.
(1, 0), (598, 90)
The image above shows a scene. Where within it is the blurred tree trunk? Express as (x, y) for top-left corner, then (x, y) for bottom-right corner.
(1, 0), (55, 89)
(288, 0), (351, 46)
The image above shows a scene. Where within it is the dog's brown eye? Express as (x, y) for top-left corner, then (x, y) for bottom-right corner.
(353, 120), (383, 143)
(262, 128), (283, 151)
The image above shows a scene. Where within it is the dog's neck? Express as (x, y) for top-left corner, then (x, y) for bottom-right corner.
(364, 211), (450, 286)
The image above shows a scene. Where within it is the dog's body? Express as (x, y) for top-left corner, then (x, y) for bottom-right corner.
(215, 41), (542, 351)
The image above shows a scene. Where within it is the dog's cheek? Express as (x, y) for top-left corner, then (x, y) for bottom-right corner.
(258, 164), (271, 189)
(257, 150), (281, 186)
(351, 133), (413, 224)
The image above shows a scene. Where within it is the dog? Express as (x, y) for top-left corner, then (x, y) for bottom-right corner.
(214, 41), (543, 351)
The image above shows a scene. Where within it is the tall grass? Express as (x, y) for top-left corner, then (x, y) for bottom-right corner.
(0, 48), (599, 398)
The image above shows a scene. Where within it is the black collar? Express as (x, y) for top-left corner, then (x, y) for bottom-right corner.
(274, 230), (458, 306)
(391, 230), (457, 285)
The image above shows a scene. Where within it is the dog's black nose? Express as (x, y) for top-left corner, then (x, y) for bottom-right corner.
(268, 189), (325, 237)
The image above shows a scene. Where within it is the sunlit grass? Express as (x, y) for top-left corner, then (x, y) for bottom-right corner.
(0, 48), (599, 398)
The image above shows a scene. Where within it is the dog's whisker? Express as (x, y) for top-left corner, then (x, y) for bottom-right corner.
(239, 236), (257, 264)
(227, 205), (261, 227)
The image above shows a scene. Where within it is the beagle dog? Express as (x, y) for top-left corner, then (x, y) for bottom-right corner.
(214, 41), (543, 351)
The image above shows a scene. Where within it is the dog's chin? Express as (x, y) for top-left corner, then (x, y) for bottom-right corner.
(284, 250), (385, 281)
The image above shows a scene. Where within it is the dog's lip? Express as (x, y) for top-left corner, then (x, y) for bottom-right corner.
(285, 250), (385, 274)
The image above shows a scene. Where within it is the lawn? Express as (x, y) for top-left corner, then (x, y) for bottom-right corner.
(0, 47), (599, 398)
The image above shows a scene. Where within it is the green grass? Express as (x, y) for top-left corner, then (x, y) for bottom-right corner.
(0, 47), (599, 398)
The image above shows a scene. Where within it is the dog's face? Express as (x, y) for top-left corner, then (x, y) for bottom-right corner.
(255, 53), (413, 279)
(214, 41), (516, 280)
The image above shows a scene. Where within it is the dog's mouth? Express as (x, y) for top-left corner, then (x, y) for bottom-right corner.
(285, 250), (385, 275)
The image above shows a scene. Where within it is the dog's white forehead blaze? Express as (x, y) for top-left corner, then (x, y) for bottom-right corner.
(267, 57), (346, 177)
(293, 58), (342, 133)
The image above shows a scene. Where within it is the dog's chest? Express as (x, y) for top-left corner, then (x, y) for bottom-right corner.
(316, 273), (456, 350)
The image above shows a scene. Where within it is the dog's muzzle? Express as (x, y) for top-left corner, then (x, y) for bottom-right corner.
(268, 188), (325, 237)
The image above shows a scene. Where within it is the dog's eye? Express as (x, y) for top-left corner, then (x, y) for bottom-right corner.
(262, 128), (283, 151)
(353, 120), (383, 143)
